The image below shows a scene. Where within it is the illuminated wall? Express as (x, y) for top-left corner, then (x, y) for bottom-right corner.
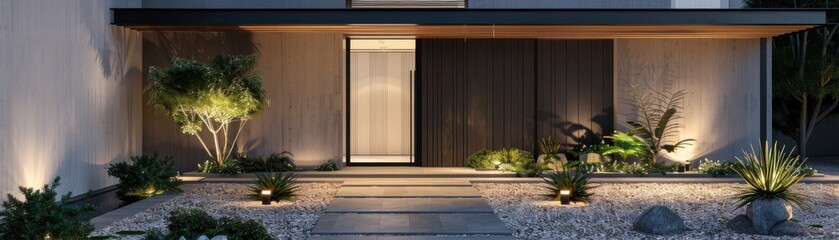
(0, 0), (143, 198)
(615, 39), (763, 163)
(142, 32), (345, 170)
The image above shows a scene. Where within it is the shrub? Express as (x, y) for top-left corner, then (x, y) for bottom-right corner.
(213, 216), (272, 240)
(167, 208), (217, 239)
(543, 164), (594, 203)
(235, 154), (266, 173)
(511, 160), (546, 177)
(265, 151), (296, 172)
(569, 143), (608, 160)
(142, 228), (164, 240)
(798, 165), (818, 177)
(315, 160), (340, 171)
(732, 142), (810, 209)
(491, 148), (538, 177)
(163, 208), (272, 240)
(107, 154), (182, 201)
(0, 177), (96, 239)
(465, 149), (494, 169)
(697, 159), (737, 177)
(250, 172), (298, 202)
(198, 159), (244, 175)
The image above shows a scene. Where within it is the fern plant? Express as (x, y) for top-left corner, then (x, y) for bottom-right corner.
(543, 164), (594, 203)
(602, 131), (648, 162)
(732, 142), (810, 209)
(249, 172), (298, 202)
(626, 84), (695, 163)
(466, 149), (494, 169)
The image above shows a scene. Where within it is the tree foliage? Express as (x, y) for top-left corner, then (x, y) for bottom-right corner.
(146, 55), (267, 166)
(746, 0), (839, 157)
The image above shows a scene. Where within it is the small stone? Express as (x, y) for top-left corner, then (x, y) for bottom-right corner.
(770, 221), (812, 237)
(197, 235), (209, 240)
(178, 237), (187, 240)
(747, 199), (792, 235)
(726, 214), (755, 234)
(210, 236), (229, 240)
(632, 205), (686, 235)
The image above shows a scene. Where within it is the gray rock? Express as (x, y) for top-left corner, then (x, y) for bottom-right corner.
(770, 221), (812, 237)
(632, 205), (686, 235)
(210, 236), (229, 240)
(726, 214), (755, 234)
(747, 199), (792, 235)
(197, 236), (209, 240)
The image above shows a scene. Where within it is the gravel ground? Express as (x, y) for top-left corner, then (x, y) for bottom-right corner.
(807, 157), (839, 176)
(474, 183), (839, 240)
(92, 183), (341, 240)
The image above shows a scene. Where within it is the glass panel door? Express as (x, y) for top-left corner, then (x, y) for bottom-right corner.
(349, 39), (415, 164)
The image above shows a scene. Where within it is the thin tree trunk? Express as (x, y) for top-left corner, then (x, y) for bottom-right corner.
(799, 96), (808, 158)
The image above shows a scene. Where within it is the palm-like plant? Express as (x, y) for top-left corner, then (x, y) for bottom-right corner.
(249, 172), (298, 202)
(543, 164), (594, 203)
(626, 84), (695, 163)
(602, 131), (648, 162)
(731, 141), (809, 210)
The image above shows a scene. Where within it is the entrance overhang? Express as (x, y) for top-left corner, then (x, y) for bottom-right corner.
(111, 8), (825, 38)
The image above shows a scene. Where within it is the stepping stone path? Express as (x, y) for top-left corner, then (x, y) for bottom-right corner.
(309, 181), (513, 240)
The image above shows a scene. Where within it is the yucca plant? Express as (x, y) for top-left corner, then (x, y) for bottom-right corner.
(539, 136), (565, 170)
(543, 164), (594, 203)
(249, 172), (298, 202)
(602, 131), (649, 162)
(731, 141), (809, 210)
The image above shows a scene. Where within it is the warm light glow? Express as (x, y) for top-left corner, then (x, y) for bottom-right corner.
(261, 190), (271, 195)
(560, 190), (571, 195)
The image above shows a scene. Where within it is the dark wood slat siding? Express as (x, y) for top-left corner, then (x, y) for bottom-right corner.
(536, 39), (614, 151)
(419, 39), (613, 166)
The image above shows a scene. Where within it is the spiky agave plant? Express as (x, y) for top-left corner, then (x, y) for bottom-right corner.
(543, 164), (594, 203)
(249, 172), (298, 202)
(731, 141), (809, 209)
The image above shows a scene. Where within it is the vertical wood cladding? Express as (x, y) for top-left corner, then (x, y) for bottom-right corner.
(418, 39), (613, 167)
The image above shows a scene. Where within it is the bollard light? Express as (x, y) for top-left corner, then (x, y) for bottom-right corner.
(261, 190), (272, 205)
(559, 190), (571, 205)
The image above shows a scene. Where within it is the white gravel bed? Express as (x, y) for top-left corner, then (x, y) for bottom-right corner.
(474, 183), (839, 240)
(92, 183), (341, 240)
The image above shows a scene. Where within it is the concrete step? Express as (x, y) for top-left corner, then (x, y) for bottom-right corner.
(310, 213), (512, 236)
(325, 198), (494, 213)
(307, 235), (515, 240)
(335, 186), (482, 198)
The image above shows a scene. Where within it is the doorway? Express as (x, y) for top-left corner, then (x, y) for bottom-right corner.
(347, 39), (416, 165)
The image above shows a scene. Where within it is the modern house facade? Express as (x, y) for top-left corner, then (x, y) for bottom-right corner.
(0, 0), (827, 198)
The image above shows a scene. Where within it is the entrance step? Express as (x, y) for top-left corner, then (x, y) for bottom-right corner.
(310, 213), (512, 236)
(341, 178), (473, 187)
(335, 186), (481, 198)
(307, 236), (515, 240)
(325, 198), (494, 213)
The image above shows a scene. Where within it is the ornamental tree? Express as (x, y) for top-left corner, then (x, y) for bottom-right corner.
(146, 55), (267, 166)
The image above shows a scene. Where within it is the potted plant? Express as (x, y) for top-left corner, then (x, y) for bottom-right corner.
(538, 136), (567, 171)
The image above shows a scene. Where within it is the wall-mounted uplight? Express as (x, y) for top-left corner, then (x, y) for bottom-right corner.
(261, 190), (272, 205)
(559, 190), (571, 205)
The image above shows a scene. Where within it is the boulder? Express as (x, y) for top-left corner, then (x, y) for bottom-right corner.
(632, 205), (686, 235)
(726, 214), (756, 234)
(580, 153), (611, 163)
(197, 236), (209, 240)
(770, 221), (811, 237)
(538, 154), (568, 170)
(747, 199), (792, 234)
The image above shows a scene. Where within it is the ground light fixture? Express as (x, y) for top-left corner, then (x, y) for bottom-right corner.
(261, 190), (272, 205)
(559, 190), (571, 205)
(684, 160), (691, 171)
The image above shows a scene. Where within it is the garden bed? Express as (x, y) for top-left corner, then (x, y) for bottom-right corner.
(91, 183), (341, 239)
(474, 183), (839, 239)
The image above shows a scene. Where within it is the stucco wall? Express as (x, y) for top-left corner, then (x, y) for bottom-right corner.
(0, 0), (143, 198)
(142, 32), (345, 170)
(615, 39), (762, 163)
(141, 0), (345, 8)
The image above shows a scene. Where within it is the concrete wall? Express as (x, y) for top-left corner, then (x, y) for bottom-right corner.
(142, 32), (345, 170)
(0, 0), (143, 198)
(615, 39), (762, 163)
